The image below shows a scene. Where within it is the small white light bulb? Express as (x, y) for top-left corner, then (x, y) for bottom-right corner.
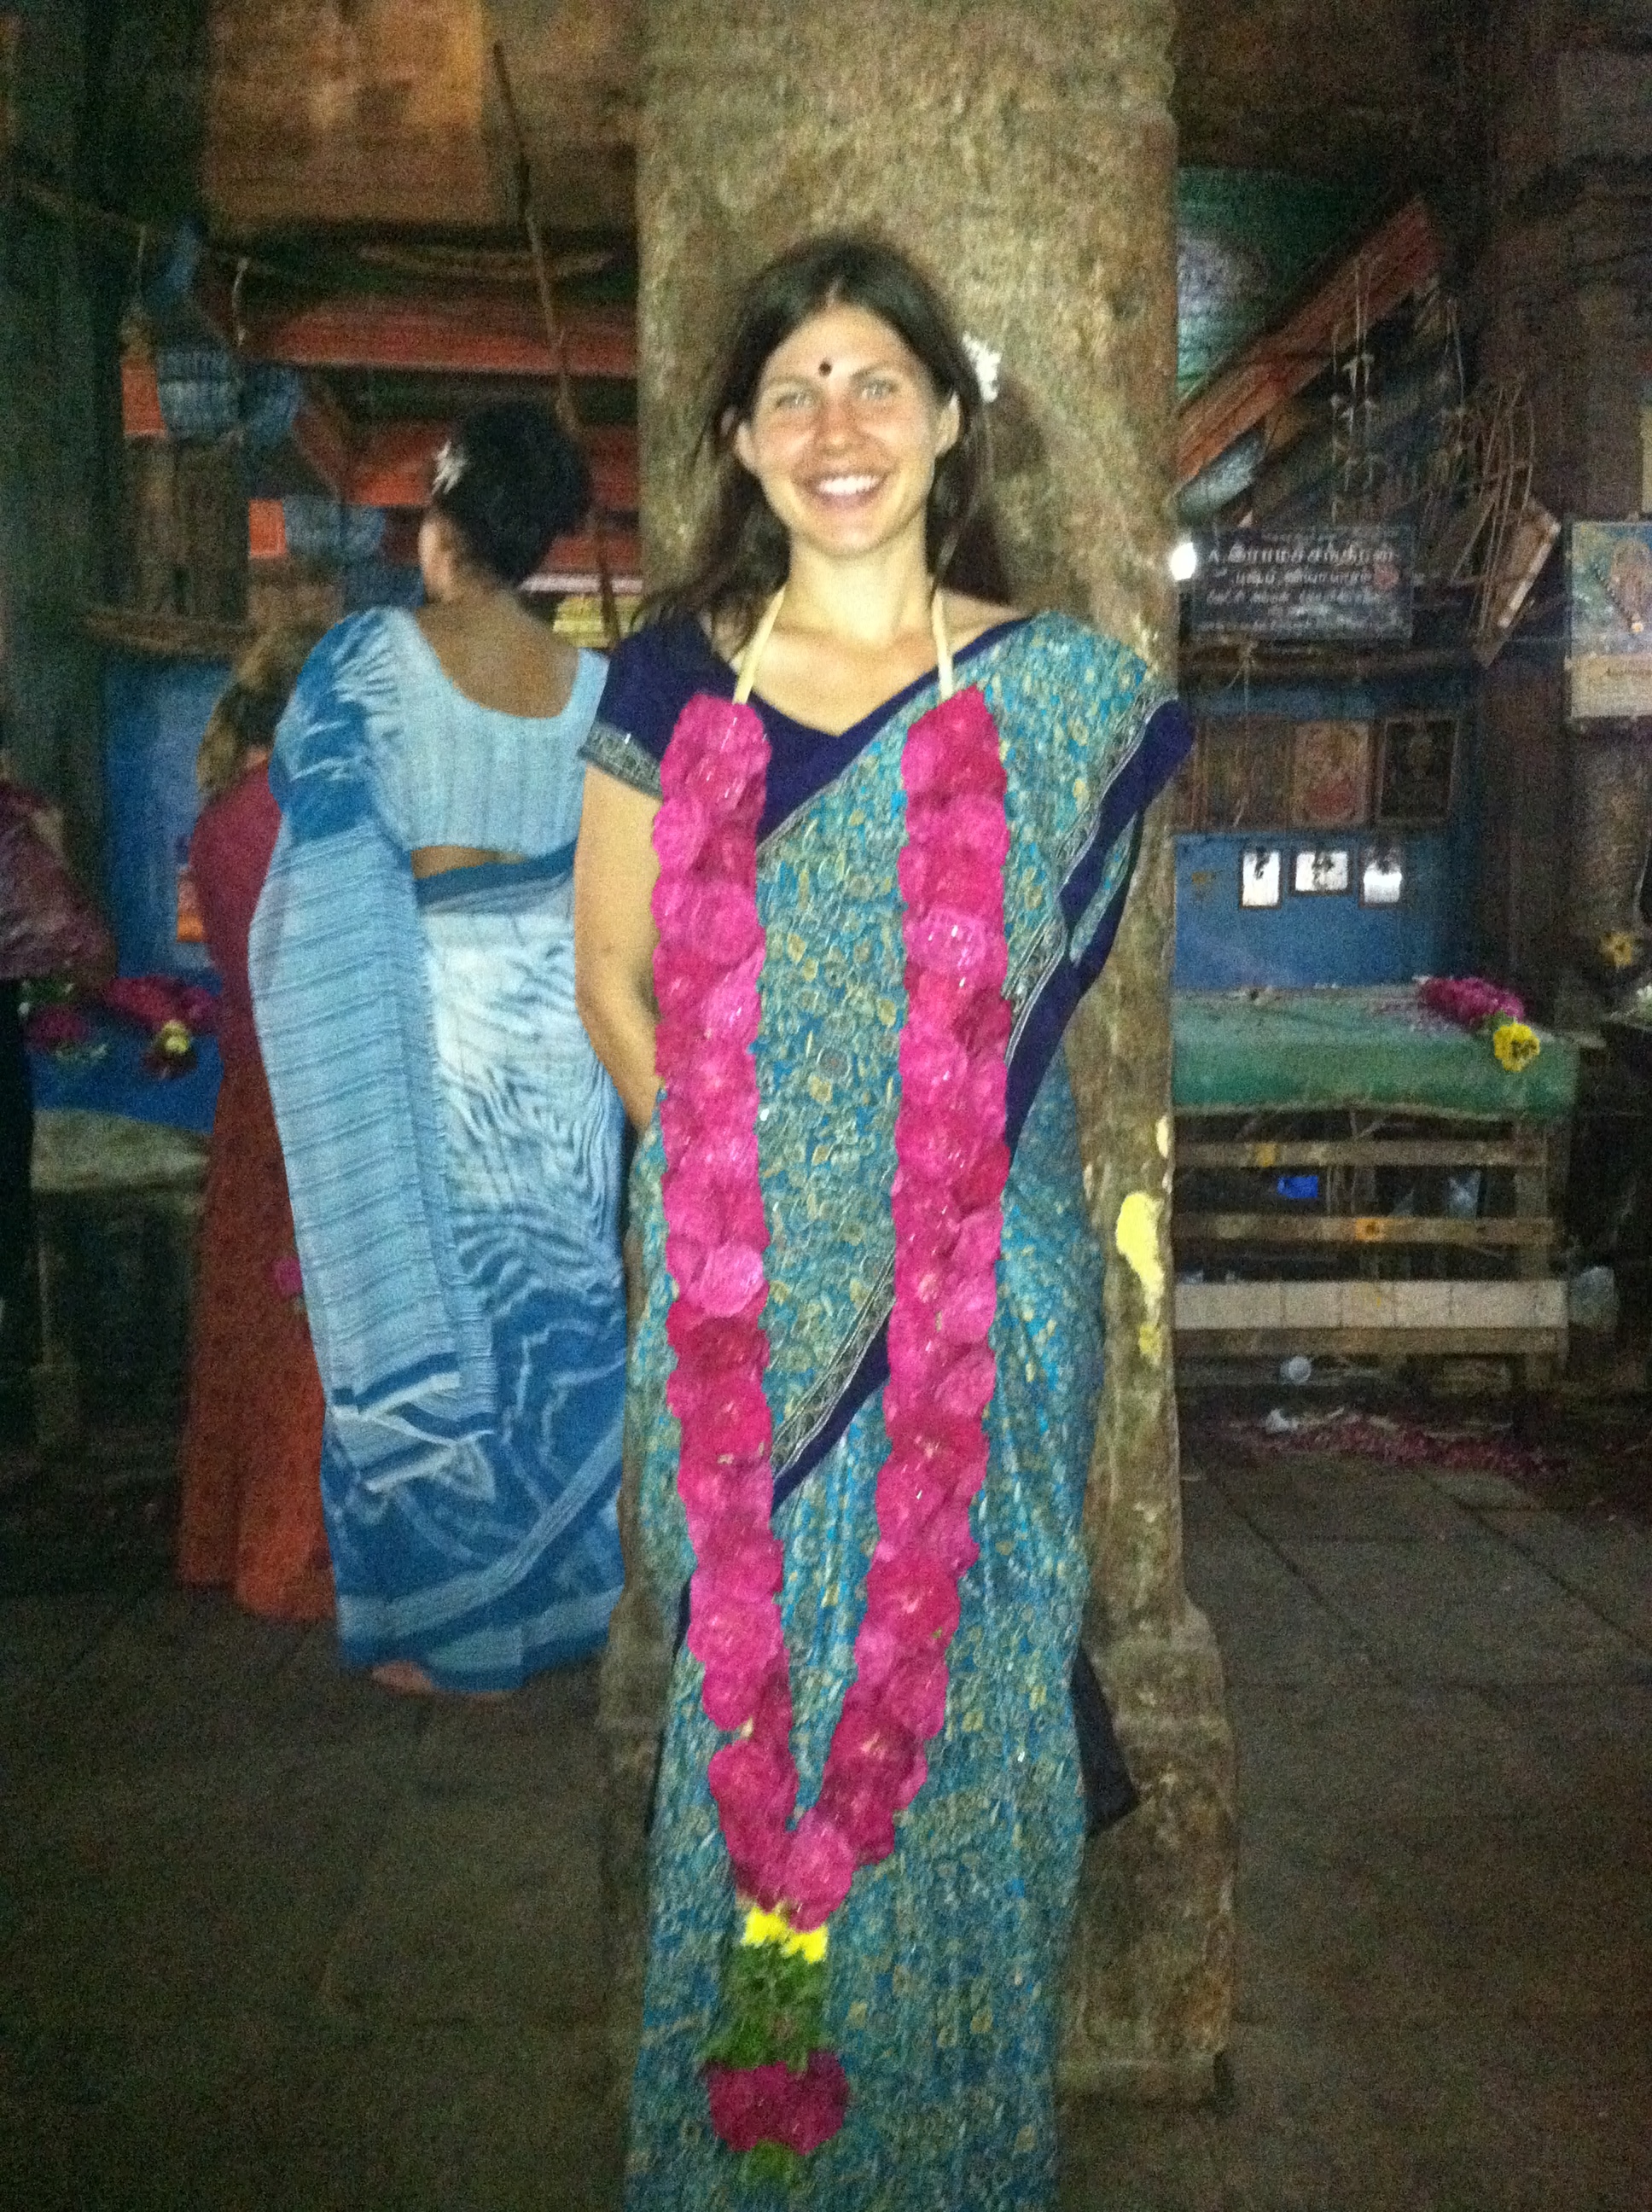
(1168, 538), (1199, 584)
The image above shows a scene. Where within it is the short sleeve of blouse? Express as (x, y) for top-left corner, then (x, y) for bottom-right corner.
(579, 618), (731, 799)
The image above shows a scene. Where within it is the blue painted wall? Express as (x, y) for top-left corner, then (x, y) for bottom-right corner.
(1174, 832), (1467, 987)
(102, 655), (229, 977)
(1173, 670), (1477, 989)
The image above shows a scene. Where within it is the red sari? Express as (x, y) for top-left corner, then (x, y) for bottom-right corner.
(177, 765), (331, 1621)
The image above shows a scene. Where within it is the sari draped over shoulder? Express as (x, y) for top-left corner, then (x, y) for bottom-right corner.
(586, 614), (1191, 2210)
(250, 609), (626, 1689)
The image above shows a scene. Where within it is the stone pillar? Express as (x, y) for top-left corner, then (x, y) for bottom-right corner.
(1474, 3), (1652, 1001)
(598, 0), (1236, 2111)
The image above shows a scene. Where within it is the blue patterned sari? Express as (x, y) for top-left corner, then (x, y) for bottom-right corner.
(250, 612), (626, 1690)
(584, 613), (1190, 2206)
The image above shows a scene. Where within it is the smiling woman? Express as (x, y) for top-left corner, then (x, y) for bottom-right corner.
(730, 302), (960, 579)
(573, 234), (1190, 2209)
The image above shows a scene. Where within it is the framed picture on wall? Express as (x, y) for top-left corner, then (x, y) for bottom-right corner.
(1201, 717), (1293, 831)
(1359, 843), (1406, 906)
(1289, 719), (1371, 829)
(1376, 714), (1457, 825)
(1292, 847), (1352, 895)
(1240, 847), (1283, 908)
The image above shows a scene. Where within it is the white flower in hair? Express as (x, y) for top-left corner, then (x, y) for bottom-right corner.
(961, 333), (1001, 405)
(431, 439), (468, 495)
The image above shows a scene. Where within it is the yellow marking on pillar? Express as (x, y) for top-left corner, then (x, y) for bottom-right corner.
(1114, 1190), (1166, 1365)
(1155, 1115), (1171, 1159)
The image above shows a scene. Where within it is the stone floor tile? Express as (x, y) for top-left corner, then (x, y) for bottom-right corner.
(1211, 1456), (1471, 1545)
(1422, 1465), (1539, 1511)
(1481, 1510), (1652, 1649)
(0, 1592), (128, 1708)
(1183, 1517), (1376, 1688)
(4, 1414), (1650, 2212)
(1276, 1534), (1645, 1686)
(322, 1783), (607, 2031)
(0, 1744), (414, 2026)
(0, 2014), (621, 2212)
(1224, 1679), (1535, 1829)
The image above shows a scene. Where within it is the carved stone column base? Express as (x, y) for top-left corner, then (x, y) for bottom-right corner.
(1060, 1607), (1237, 2101)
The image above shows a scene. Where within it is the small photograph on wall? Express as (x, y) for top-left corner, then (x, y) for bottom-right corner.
(1289, 719), (1371, 829)
(1293, 847), (1352, 895)
(1568, 521), (1652, 721)
(1360, 844), (1406, 907)
(1377, 714), (1457, 825)
(1201, 717), (1292, 831)
(1240, 847), (1283, 908)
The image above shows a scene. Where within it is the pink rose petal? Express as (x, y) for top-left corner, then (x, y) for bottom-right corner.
(705, 2052), (848, 2157)
(651, 793), (711, 873)
(937, 1272), (997, 1343)
(768, 1806), (856, 1929)
(709, 1732), (798, 1833)
(863, 1552), (963, 1645)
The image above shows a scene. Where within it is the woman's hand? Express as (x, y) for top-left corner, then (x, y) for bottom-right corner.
(573, 767), (662, 1132)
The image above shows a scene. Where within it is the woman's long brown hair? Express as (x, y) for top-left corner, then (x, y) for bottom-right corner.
(196, 626), (325, 801)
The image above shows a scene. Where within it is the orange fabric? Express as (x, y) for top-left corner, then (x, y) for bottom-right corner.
(177, 1054), (332, 1621)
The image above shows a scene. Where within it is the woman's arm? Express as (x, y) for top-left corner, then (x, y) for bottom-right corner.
(573, 766), (661, 1131)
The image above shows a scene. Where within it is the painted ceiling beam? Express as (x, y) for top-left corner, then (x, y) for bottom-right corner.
(124, 358), (639, 514)
(350, 420), (638, 512)
(289, 381), (356, 498)
(1176, 195), (1441, 488)
(203, 276), (637, 381)
(247, 499), (642, 593)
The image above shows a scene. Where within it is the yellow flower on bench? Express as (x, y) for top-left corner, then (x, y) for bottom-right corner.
(1492, 1020), (1540, 1074)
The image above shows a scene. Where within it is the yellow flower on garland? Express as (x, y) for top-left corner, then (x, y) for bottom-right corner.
(741, 1904), (829, 1964)
(1492, 1020), (1541, 1074)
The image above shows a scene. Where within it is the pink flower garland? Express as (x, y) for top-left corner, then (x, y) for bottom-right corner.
(651, 679), (1012, 2155)
(1417, 975), (1525, 1029)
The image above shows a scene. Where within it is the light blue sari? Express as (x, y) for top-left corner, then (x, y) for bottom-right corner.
(250, 611), (625, 1689)
(589, 614), (1190, 2207)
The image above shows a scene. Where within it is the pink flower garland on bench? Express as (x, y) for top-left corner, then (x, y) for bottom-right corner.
(650, 672), (1012, 2170)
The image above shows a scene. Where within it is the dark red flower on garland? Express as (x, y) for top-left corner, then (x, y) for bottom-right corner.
(705, 2052), (849, 2157)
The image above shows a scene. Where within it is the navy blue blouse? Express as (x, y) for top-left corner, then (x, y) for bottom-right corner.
(580, 613), (1031, 841)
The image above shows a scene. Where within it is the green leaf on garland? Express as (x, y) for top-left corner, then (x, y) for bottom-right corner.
(740, 2143), (805, 2191)
(703, 1941), (829, 2072)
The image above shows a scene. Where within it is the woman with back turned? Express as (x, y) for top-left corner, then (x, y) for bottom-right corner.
(574, 236), (1190, 2205)
(252, 403), (627, 1695)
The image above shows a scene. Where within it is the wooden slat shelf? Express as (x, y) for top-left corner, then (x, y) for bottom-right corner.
(1180, 1328), (1562, 1358)
(1176, 1279), (1566, 1331)
(1178, 1138), (1546, 1171)
(1172, 1060), (1570, 1379)
(1175, 1212), (1554, 1249)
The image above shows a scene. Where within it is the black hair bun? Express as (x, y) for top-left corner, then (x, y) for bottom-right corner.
(432, 401), (592, 586)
